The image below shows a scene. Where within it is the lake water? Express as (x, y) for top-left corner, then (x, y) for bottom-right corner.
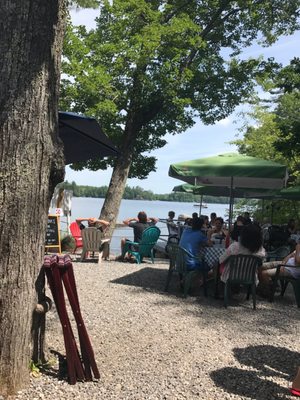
(55, 197), (228, 255)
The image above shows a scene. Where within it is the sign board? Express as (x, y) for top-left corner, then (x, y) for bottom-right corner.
(45, 215), (61, 253)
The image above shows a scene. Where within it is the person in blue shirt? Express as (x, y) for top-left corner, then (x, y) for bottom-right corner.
(179, 217), (211, 270)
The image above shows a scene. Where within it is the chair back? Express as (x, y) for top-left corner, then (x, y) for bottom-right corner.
(266, 246), (290, 262)
(70, 221), (82, 239)
(81, 227), (105, 252)
(227, 254), (262, 284)
(167, 244), (198, 274)
(166, 242), (180, 270)
(138, 226), (161, 257)
(175, 246), (190, 274)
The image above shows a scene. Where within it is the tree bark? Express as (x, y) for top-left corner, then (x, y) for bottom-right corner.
(0, 1), (65, 396)
(99, 145), (132, 238)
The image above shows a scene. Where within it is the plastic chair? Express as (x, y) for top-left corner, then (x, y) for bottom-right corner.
(270, 264), (300, 307)
(80, 228), (110, 263)
(224, 254), (262, 309)
(69, 222), (83, 253)
(164, 243), (208, 298)
(121, 226), (161, 264)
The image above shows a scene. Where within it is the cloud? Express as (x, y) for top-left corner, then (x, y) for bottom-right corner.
(215, 117), (231, 126)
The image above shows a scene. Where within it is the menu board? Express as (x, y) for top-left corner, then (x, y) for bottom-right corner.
(45, 215), (61, 253)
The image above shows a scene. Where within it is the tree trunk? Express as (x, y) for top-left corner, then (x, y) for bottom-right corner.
(99, 147), (132, 239)
(0, 1), (65, 396)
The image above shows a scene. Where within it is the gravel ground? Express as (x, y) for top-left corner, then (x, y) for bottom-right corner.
(15, 256), (300, 400)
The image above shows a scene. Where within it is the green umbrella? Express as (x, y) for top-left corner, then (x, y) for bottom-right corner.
(172, 183), (273, 198)
(169, 153), (287, 189)
(169, 153), (288, 226)
(279, 186), (300, 200)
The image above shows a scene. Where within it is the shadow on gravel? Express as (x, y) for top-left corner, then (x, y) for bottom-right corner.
(110, 266), (168, 293)
(211, 345), (299, 399)
(37, 350), (68, 381)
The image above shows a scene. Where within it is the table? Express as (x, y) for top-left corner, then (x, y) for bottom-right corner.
(199, 246), (226, 269)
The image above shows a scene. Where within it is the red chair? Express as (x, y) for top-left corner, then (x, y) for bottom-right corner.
(70, 222), (83, 253)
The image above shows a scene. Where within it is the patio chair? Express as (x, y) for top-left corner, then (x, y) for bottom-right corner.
(80, 227), (110, 263)
(269, 264), (300, 307)
(224, 254), (262, 309)
(121, 226), (161, 264)
(265, 245), (290, 262)
(69, 222), (83, 253)
(164, 243), (208, 298)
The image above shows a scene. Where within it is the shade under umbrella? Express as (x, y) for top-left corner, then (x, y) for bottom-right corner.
(59, 112), (119, 164)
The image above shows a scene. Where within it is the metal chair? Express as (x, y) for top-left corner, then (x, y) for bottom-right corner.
(164, 243), (208, 298)
(270, 264), (300, 307)
(224, 254), (262, 309)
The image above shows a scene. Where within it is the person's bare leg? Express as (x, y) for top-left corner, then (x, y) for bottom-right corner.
(120, 237), (128, 260)
(121, 238), (126, 253)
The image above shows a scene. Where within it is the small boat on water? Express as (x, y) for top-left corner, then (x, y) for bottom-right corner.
(194, 203), (208, 208)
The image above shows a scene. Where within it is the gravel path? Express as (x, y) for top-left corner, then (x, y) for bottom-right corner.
(15, 257), (300, 400)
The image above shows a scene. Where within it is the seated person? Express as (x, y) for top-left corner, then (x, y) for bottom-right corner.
(179, 217), (212, 271)
(192, 212), (198, 219)
(219, 224), (266, 284)
(209, 212), (217, 229)
(259, 242), (300, 293)
(199, 215), (209, 236)
(230, 215), (246, 242)
(285, 218), (297, 236)
(76, 217), (110, 232)
(166, 210), (179, 237)
(243, 211), (252, 225)
(121, 211), (158, 258)
(207, 217), (228, 244)
(284, 218), (298, 250)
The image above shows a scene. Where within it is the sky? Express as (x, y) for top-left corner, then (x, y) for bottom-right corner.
(65, 7), (300, 194)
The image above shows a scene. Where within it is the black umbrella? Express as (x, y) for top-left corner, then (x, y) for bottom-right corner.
(58, 112), (119, 164)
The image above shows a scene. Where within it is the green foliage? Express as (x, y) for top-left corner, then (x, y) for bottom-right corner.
(232, 58), (300, 183)
(273, 59), (300, 181)
(58, 181), (228, 203)
(61, 0), (300, 179)
(68, 0), (100, 8)
(61, 235), (76, 251)
(231, 58), (300, 222)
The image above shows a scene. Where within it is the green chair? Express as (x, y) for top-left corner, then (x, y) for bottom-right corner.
(270, 264), (300, 307)
(164, 243), (208, 298)
(224, 254), (262, 309)
(121, 226), (161, 264)
(265, 246), (290, 262)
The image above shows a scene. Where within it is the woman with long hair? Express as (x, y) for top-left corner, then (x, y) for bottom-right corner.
(219, 223), (266, 284)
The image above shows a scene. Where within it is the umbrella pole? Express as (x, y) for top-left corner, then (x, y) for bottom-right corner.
(199, 194), (203, 216)
(271, 202), (274, 224)
(229, 177), (234, 229)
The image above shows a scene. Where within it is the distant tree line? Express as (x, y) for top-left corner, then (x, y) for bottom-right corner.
(59, 181), (228, 204)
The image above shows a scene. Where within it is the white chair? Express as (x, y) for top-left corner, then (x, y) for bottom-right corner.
(80, 228), (110, 264)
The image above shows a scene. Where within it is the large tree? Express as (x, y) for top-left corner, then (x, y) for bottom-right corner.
(232, 58), (300, 182)
(0, 0), (98, 396)
(61, 0), (300, 232)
